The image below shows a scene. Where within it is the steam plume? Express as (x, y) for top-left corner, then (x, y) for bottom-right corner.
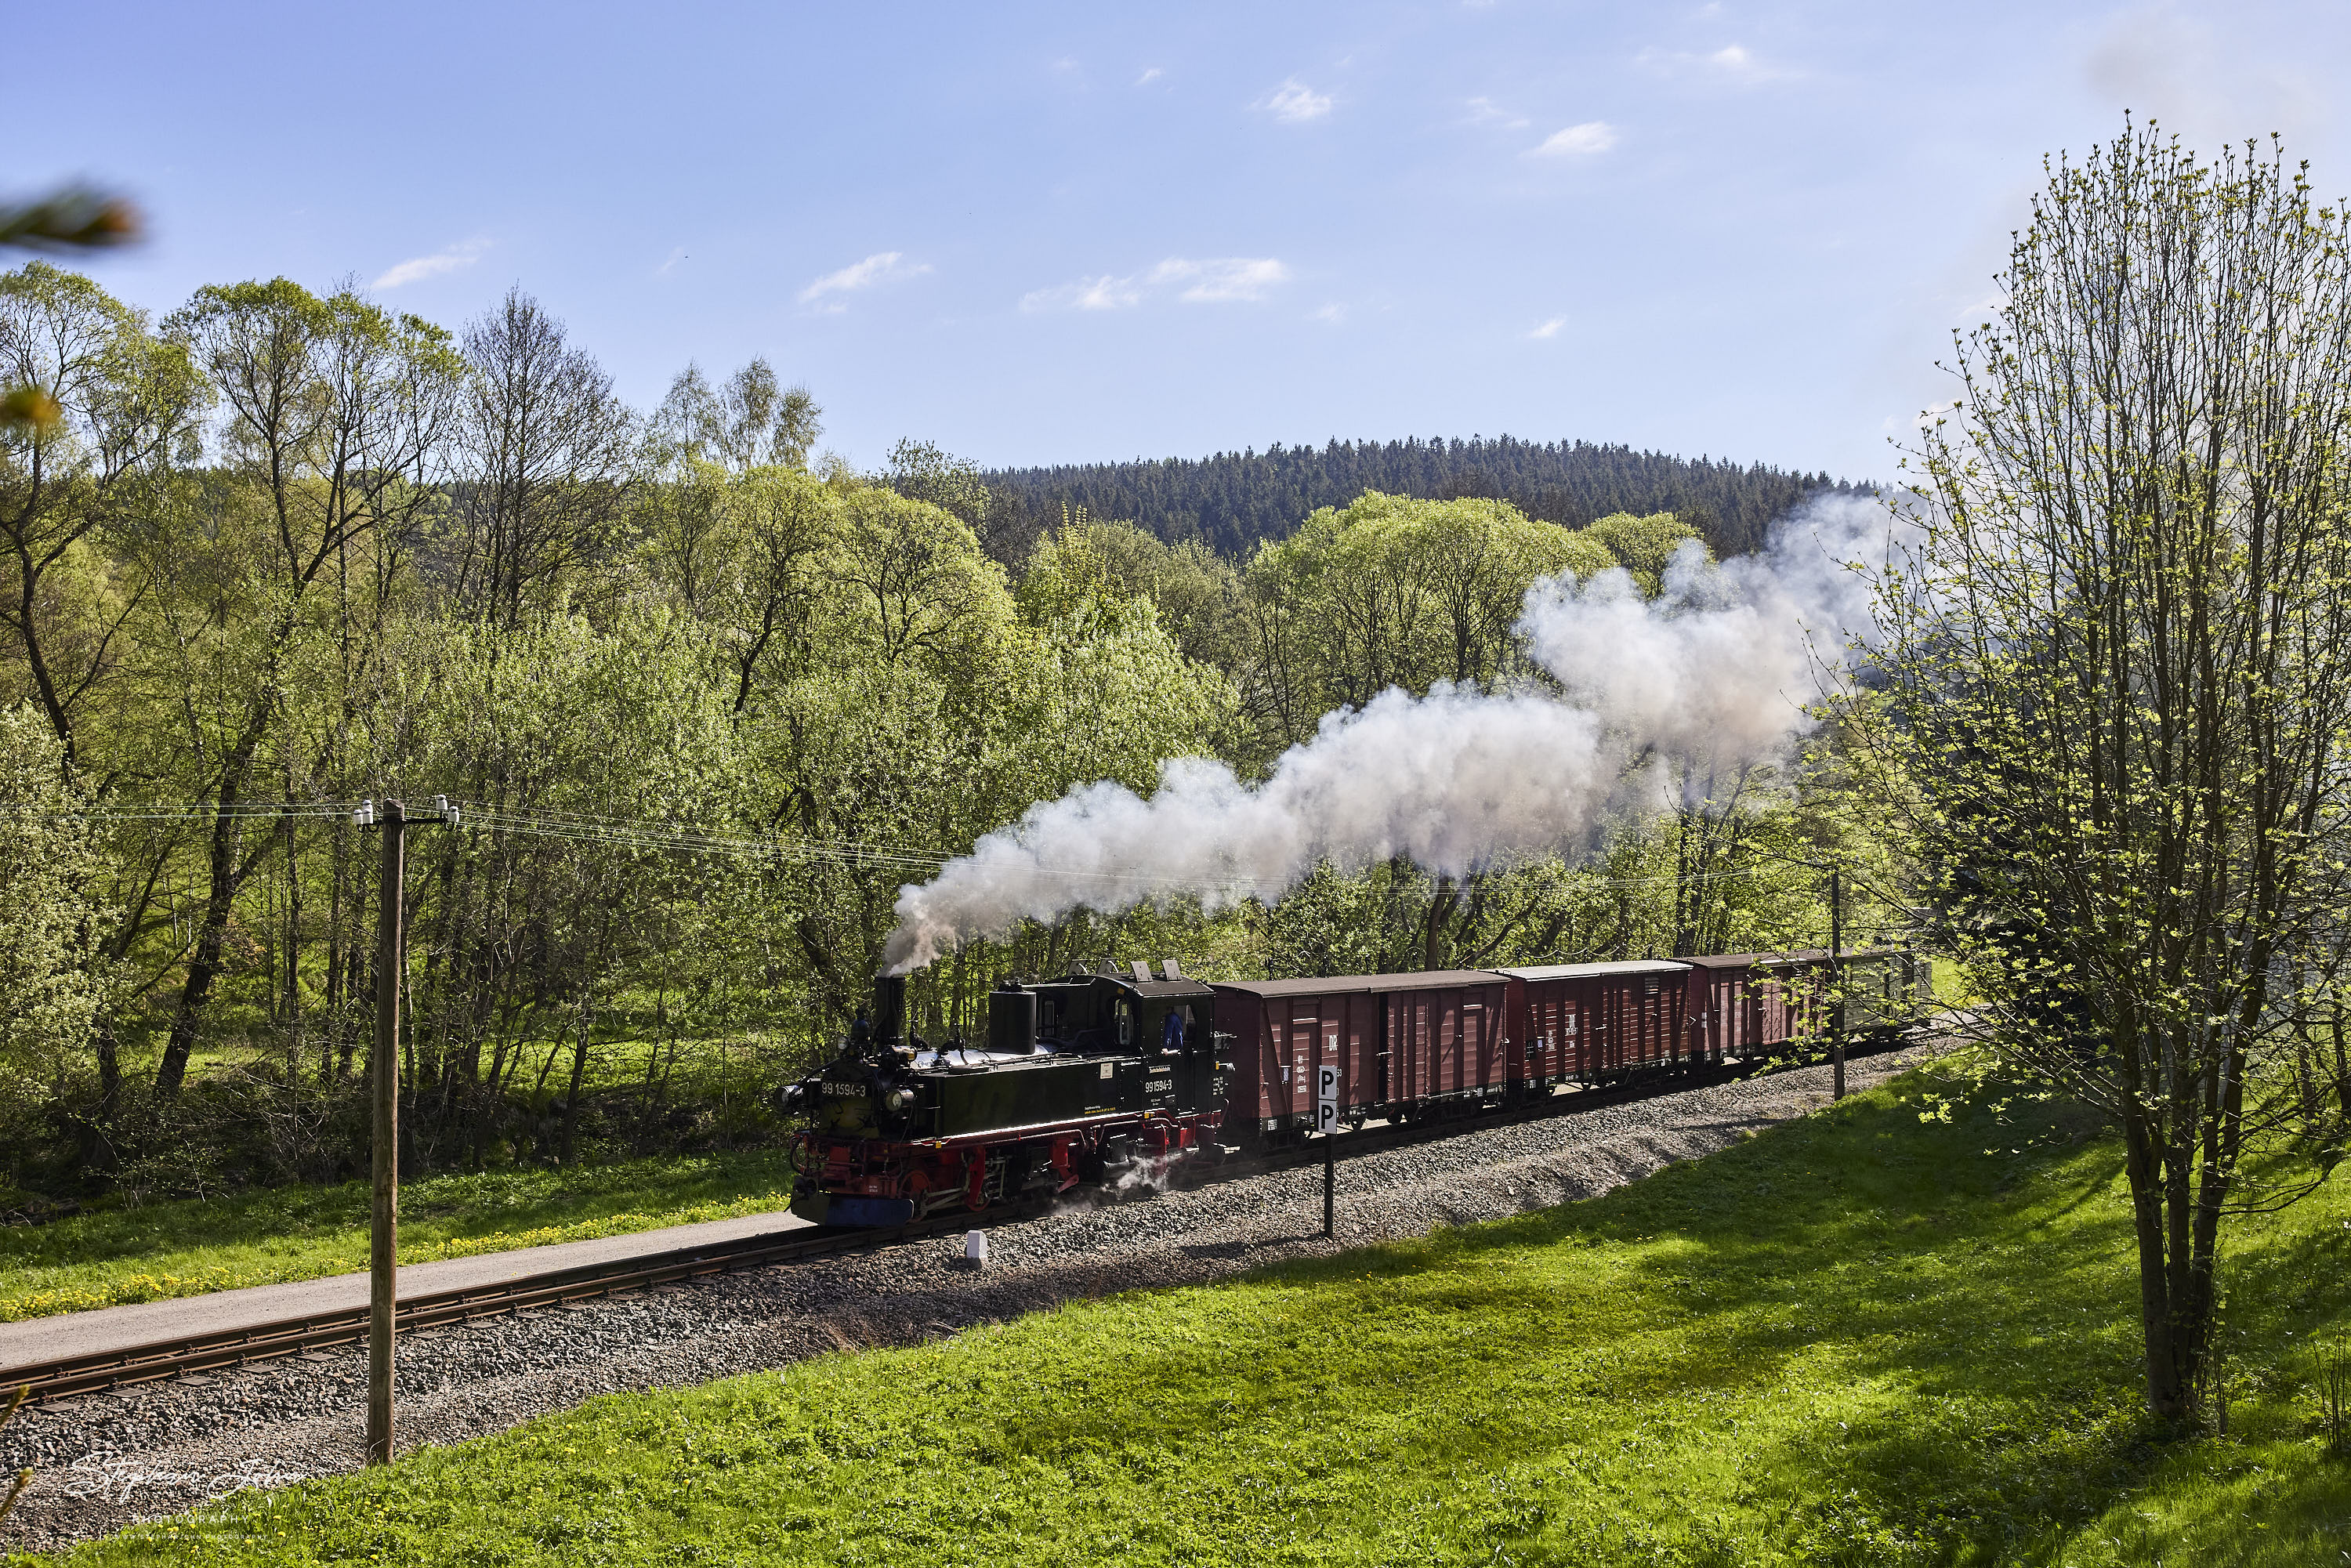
(882, 496), (1893, 973)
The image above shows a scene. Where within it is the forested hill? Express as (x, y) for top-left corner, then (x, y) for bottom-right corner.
(987, 436), (1870, 559)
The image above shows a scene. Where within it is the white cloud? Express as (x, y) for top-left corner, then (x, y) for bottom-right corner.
(374, 237), (490, 290)
(1023, 256), (1291, 313)
(656, 246), (689, 277)
(1084, 276), (1147, 310)
(798, 252), (930, 309)
(1136, 66), (1163, 85)
(1709, 44), (1788, 82)
(1637, 42), (1792, 84)
(1266, 78), (1332, 122)
(1465, 95), (1531, 129)
(1531, 316), (1568, 339)
(1021, 274), (1138, 313)
(1313, 302), (1347, 324)
(1528, 121), (1617, 158)
(1158, 257), (1289, 302)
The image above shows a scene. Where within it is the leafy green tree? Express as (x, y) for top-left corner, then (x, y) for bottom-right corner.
(654, 358), (820, 473)
(448, 287), (636, 630)
(143, 277), (462, 1094)
(828, 487), (1012, 675)
(1241, 491), (1616, 753)
(0, 704), (106, 1158)
(0, 263), (201, 766)
(882, 438), (1035, 564)
(392, 605), (743, 1168)
(637, 462), (842, 712)
(1020, 509), (1245, 673)
(1864, 124), (2351, 1423)
(1583, 510), (1703, 595)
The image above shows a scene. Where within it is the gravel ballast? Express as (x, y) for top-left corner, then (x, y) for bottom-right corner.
(2, 1043), (1945, 1553)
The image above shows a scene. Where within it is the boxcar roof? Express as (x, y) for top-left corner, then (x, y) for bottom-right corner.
(1491, 960), (1692, 982)
(1212, 969), (1507, 999)
(1683, 947), (1904, 971)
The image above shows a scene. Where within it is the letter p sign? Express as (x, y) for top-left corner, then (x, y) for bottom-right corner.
(1314, 1063), (1340, 1134)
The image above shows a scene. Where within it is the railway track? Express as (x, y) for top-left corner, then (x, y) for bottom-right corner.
(0, 1035), (1916, 1407)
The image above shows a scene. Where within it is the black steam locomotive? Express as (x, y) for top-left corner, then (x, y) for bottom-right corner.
(783, 968), (1230, 1226)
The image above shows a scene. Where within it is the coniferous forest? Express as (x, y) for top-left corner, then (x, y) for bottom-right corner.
(987, 436), (1863, 559)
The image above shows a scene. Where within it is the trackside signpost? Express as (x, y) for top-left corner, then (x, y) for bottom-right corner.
(1317, 1063), (1339, 1237)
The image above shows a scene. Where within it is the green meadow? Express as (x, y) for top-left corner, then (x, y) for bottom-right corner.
(0, 1150), (795, 1321)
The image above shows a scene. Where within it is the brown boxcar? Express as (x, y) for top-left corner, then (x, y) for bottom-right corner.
(1212, 970), (1510, 1139)
(1383, 972), (1513, 1109)
(1495, 961), (1694, 1085)
(1682, 948), (1920, 1057)
(1841, 947), (1928, 1034)
(1682, 951), (1831, 1058)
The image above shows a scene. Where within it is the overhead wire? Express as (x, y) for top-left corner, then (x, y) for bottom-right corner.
(0, 793), (1820, 896)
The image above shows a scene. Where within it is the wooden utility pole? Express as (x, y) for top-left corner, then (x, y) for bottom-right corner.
(367, 798), (404, 1467)
(357, 795), (455, 1468)
(1828, 864), (1846, 1101)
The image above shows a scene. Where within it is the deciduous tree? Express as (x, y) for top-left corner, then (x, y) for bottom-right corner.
(1866, 124), (2351, 1423)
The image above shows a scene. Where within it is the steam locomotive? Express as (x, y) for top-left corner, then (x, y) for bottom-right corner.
(783, 948), (1924, 1227)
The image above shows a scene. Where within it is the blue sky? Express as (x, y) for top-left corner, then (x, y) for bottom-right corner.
(13, 1), (2348, 484)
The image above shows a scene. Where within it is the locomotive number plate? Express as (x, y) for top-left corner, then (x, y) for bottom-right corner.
(1145, 1077), (1172, 1094)
(824, 1082), (866, 1098)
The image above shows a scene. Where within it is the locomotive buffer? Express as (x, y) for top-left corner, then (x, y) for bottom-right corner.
(1316, 1063), (1339, 1238)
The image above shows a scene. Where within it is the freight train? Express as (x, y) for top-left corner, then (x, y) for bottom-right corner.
(783, 949), (1925, 1226)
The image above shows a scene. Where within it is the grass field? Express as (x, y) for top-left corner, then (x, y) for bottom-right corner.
(0, 1150), (796, 1322)
(25, 1061), (2351, 1566)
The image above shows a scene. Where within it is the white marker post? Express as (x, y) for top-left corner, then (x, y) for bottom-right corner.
(1316, 1062), (1340, 1238)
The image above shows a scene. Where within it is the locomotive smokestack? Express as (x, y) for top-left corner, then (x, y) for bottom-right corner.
(871, 975), (907, 1049)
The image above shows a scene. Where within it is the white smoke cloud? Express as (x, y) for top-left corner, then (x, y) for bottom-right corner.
(882, 494), (1900, 973)
(1523, 491), (1892, 778)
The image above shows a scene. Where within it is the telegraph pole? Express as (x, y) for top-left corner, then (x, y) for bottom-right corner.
(1828, 864), (1846, 1100)
(365, 798), (404, 1468)
(356, 795), (455, 1468)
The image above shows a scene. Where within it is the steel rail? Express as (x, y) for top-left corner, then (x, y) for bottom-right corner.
(0, 1206), (1035, 1405)
(0, 1029), (1925, 1407)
